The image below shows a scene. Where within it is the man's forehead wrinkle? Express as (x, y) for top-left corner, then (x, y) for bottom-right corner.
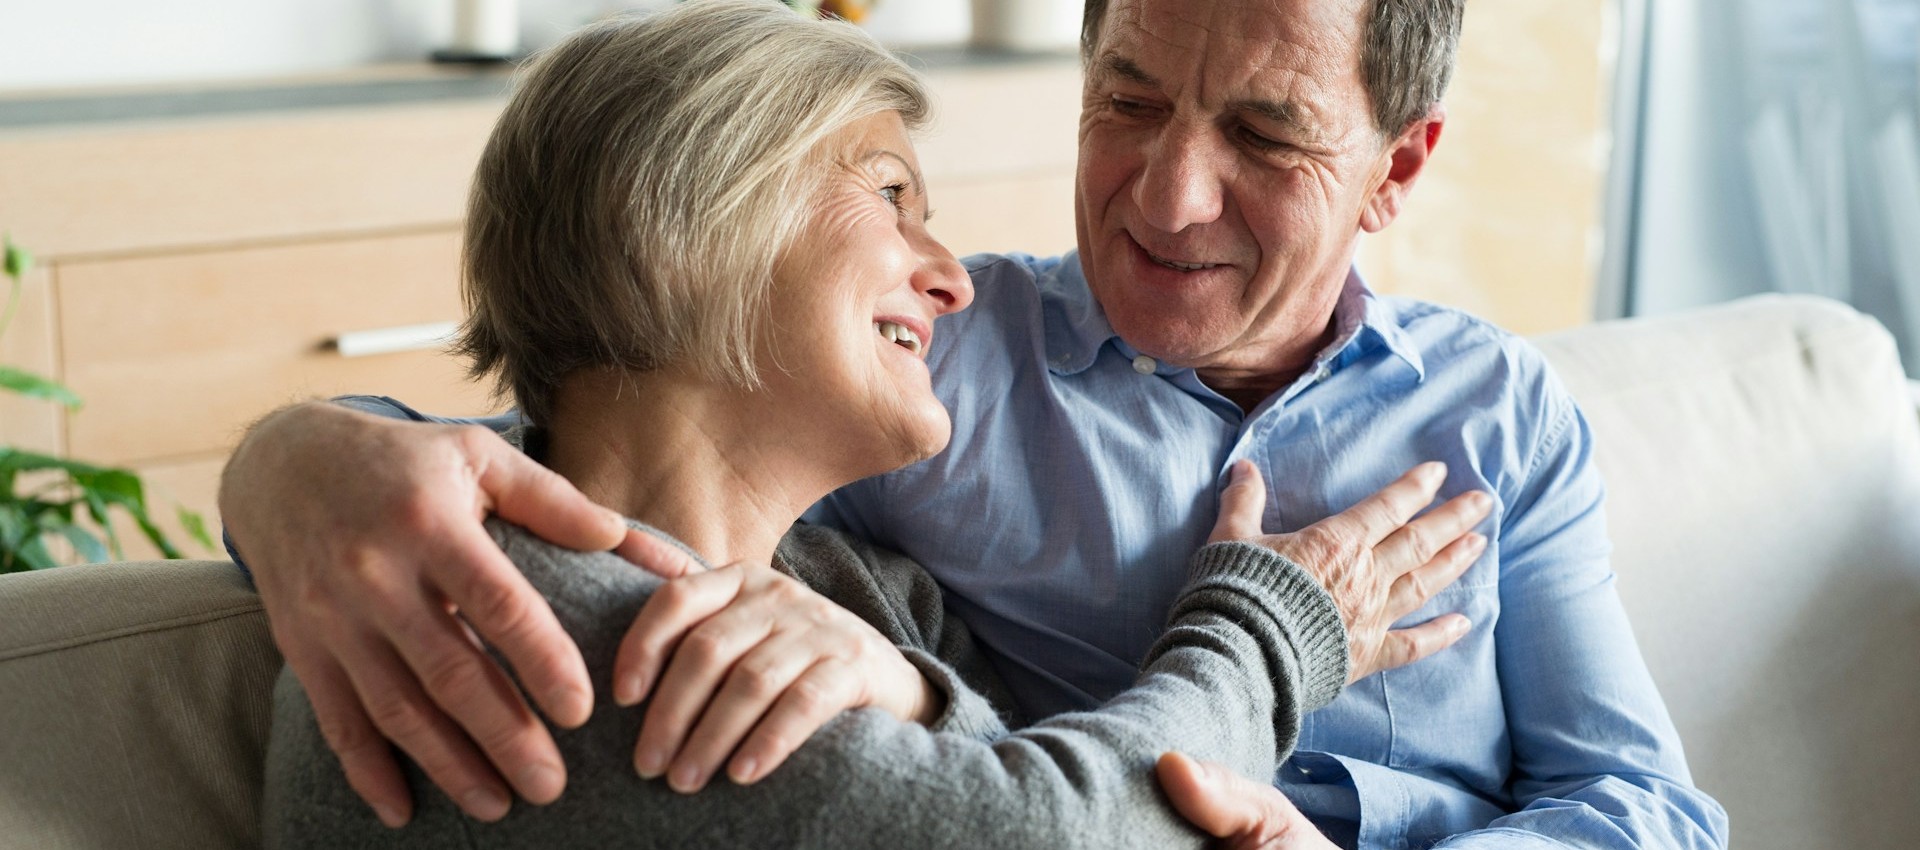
(1104, 0), (1367, 146)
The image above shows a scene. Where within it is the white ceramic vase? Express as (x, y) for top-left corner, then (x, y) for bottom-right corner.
(971, 0), (1082, 53)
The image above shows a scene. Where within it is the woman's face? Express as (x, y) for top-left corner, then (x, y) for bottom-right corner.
(761, 110), (973, 478)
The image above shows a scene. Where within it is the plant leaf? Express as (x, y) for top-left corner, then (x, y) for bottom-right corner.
(0, 366), (83, 409)
(18, 536), (59, 570)
(85, 468), (148, 512)
(177, 506), (215, 551)
(54, 524), (109, 564)
(0, 503), (29, 572)
(131, 511), (183, 560)
(0, 447), (116, 478)
(3, 238), (30, 279)
(83, 491), (125, 561)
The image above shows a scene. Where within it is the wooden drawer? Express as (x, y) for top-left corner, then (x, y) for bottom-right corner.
(0, 101), (500, 259)
(1, 264), (62, 455)
(58, 230), (500, 465)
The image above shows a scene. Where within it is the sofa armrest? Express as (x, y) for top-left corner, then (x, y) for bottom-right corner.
(0, 560), (281, 849)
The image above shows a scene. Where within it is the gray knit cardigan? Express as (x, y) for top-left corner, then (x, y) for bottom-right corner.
(264, 516), (1347, 849)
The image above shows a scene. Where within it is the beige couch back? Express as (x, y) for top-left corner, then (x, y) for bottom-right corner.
(1, 295), (1916, 849)
(0, 559), (279, 848)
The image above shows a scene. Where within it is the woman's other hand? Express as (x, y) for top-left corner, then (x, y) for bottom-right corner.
(1208, 460), (1489, 683)
(614, 563), (940, 793)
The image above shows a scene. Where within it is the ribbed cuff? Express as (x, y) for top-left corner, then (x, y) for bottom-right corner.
(900, 647), (1009, 741)
(1182, 541), (1350, 712)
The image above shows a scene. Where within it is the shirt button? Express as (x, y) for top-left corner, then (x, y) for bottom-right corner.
(1132, 355), (1157, 375)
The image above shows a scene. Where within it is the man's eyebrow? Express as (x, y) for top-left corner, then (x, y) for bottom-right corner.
(1231, 98), (1320, 138)
(1098, 53), (1320, 140)
(1096, 54), (1159, 88)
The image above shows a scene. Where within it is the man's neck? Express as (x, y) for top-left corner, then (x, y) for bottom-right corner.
(541, 370), (829, 568)
(1193, 314), (1342, 414)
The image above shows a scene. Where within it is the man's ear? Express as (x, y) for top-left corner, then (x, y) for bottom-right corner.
(1359, 105), (1445, 234)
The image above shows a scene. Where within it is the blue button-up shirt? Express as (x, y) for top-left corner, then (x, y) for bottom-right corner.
(806, 252), (1728, 849)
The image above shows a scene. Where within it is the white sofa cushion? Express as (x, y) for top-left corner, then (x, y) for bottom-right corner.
(1536, 294), (1920, 850)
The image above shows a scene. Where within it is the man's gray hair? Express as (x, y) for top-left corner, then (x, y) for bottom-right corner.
(457, 0), (929, 425)
(1079, 0), (1464, 136)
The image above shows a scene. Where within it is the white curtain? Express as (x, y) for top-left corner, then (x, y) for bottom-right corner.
(1611, 0), (1920, 375)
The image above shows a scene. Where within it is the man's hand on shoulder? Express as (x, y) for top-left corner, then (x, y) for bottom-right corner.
(220, 401), (696, 826)
(1157, 752), (1337, 849)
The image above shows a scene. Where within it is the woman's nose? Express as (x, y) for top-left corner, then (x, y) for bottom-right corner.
(914, 234), (975, 316)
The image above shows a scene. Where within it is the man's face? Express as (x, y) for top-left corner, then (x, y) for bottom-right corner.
(1075, 0), (1403, 380)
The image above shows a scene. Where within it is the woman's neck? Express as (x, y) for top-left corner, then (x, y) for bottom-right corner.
(540, 369), (834, 568)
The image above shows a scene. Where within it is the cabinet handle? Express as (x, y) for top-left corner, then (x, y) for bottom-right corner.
(331, 321), (460, 358)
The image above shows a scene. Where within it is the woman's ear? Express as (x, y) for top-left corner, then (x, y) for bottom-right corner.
(1360, 106), (1446, 234)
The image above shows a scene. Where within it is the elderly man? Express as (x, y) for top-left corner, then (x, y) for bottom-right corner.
(221, 0), (1728, 846)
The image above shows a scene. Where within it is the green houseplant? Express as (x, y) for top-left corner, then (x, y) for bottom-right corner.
(1, 235), (212, 572)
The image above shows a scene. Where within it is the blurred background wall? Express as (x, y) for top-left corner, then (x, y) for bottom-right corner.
(0, 0), (970, 91)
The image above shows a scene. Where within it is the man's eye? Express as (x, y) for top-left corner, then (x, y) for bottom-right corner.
(1111, 97), (1155, 116)
(1238, 125), (1286, 152)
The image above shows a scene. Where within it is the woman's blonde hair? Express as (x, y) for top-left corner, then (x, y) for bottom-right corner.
(456, 0), (930, 424)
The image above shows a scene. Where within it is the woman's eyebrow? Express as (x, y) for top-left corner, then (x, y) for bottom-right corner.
(862, 149), (925, 191)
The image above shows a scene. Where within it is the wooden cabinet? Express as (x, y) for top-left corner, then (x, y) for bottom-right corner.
(58, 231), (490, 465)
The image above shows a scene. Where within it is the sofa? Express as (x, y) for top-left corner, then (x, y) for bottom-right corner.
(3, 294), (1917, 849)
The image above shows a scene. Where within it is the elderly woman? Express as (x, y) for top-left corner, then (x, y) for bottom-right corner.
(262, 2), (1402, 846)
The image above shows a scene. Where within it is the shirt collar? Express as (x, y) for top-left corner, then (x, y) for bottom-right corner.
(1345, 268), (1426, 382)
(1041, 251), (1116, 376)
(1043, 256), (1424, 382)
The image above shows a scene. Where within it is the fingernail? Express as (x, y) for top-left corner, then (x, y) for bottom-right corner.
(669, 762), (704, 794)
(1468, 533), (1488, 553)
(615, 675), (642, 707)
(461, 787), (510, 822)
(1450, 616), (1472, 636)
(635, 746), (668, 779)
(1467, 491), (1492, 511)
(517, 763), (565, 804)
(731, 756), (759, 785)
(1422, 462), (1447, 483)
(373, 803), (407, 829)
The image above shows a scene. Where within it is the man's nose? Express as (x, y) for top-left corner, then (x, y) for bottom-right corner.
(1132, 126), (1226, 235)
